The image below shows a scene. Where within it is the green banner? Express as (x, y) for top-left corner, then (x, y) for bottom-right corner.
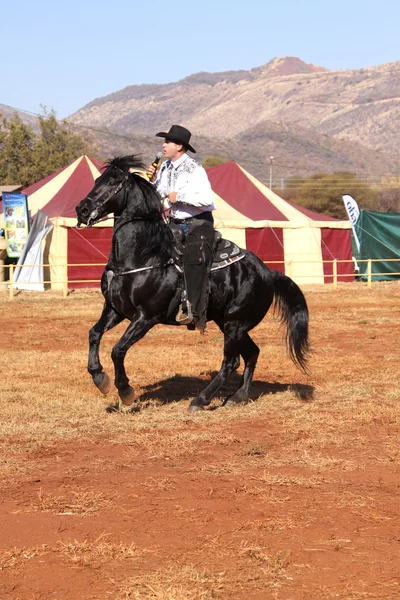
(3, 193), (30, 258)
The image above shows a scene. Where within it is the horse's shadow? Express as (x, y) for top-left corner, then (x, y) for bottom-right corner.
(106, 372), (314, 413)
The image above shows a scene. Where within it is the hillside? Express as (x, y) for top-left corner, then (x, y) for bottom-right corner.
(68, 56), (400, 158)
(0, 103), (39, 130)
(70, 120), (399, 186)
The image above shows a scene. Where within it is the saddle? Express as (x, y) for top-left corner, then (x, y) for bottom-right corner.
(169, 220), (245, 332)
(170, 223), (245, 272)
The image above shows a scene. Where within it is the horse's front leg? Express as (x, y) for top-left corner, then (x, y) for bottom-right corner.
(111, 315), (156, 406)
(88, 303), (124, 394)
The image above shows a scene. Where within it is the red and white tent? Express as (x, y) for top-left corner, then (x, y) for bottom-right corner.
(207, 162), (353, 284)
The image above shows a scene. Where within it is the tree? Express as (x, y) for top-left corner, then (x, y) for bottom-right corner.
(287, 172), (378, 218)
(201, 155), (229, 169)
(0, 113), (36, 186)
(0, 109), (95, 188)
(375, 177), (400, 212)
(30, 108), (91, 181)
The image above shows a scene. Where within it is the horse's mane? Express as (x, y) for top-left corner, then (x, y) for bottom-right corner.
(106, 155), (173, 259)
(105, 155), (145, 173)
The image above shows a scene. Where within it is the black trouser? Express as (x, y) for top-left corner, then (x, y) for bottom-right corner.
(174, 215), (215, 330)
(172, 211), (214, 236)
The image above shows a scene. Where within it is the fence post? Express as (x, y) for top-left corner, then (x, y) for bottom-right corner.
(9, 264), (14, 301)
(63, 263), (68, 297)
(367, 259), (372, 289)
(332, 259), (338, 289)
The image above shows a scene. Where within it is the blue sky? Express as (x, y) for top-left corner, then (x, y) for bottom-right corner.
(2, 0), (399, 119)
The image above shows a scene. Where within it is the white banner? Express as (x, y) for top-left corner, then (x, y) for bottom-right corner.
(13, 210), (54, 291)
(342, 195), (361, 252)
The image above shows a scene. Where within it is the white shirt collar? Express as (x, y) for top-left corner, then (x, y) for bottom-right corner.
(170, 153), (188, 170)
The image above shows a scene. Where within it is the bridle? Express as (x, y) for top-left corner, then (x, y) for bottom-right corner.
(77, 164), (169, 233)
(76, 165), (130, 229)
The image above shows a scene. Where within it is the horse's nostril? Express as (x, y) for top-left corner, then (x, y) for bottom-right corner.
(81, 207), (89, 216)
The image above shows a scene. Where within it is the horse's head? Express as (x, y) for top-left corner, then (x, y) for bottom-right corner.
(76, 156), (146, 228)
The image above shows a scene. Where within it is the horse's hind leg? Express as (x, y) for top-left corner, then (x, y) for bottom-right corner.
(88, 303), (124, 394)
(224, 333), (260, 407)
(188, 321), (242, 412)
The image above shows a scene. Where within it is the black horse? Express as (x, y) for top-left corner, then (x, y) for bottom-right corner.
(76, 156), (310, 412)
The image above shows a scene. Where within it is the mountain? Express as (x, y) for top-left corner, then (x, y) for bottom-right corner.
(0, 103), (39, 130)
(3, 57), (400, 183)
(68, 57), (400, 155)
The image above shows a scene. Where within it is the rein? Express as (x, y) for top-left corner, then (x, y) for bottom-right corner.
(120, 258), (175, 276)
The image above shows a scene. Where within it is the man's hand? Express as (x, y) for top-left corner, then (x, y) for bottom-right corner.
(146, 164), (156, 179)
(168, 192), (178, 204)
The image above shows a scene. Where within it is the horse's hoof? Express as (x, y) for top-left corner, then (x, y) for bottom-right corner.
(187, 404), (204, 413)
(224, 393), (249, 407)
(94, 372), (111, 395)
(223, 399), (238, 407)
(119, 386), (135, 407)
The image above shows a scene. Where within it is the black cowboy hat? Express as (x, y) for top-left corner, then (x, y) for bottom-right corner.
(156, 124), (196, 153)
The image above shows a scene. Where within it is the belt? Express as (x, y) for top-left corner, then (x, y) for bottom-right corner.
(173, 211), (213, 225)
(173, 217), (192, 224)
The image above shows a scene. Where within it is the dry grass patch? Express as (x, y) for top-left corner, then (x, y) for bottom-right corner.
(316, 586), (381, 599)
(125, 429), (239, 459)
(115, 557), (291, 600)
(116, 565), (227, 600)
(0, 453), (31, 486)
(261, 450), (357, 472)
(249, 516), (297, 532)
(27, 487), (115, 516)
(251, 470), (329, 487)
(140, 477), (177, 491)
(239, 541), (291, 576)
(242, 442), (265, 456)
(57, 537), (148, 567)
(0, 545), (47, 571)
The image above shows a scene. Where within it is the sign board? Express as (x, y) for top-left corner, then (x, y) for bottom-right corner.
(2, 193), (30, 258)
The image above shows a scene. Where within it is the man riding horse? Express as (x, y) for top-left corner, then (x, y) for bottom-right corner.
(147, 125), (215, 331)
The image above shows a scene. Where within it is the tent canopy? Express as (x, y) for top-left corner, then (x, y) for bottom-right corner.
(206, 161), (353, 284)
(355, 210), (400, 280)
(22, 155), (107, 223)
(207, 161), (349, 228)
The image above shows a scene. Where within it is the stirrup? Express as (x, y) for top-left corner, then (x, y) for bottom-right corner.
(176, 301), (193, 325)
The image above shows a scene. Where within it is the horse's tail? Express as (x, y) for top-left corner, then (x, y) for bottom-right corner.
(271, 270), (310, 373)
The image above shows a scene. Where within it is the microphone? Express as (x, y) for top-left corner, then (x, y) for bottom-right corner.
(147, 151), (163, 181)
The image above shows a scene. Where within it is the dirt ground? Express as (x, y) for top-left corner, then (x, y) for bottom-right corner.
(1, 282), (399, 600)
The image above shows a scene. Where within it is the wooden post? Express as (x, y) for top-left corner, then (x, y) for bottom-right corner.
(63, 263), (68, 297)
(9, 263), (14, 301)
(333, 259), (338, 290)
(367, 259), (372, 289)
